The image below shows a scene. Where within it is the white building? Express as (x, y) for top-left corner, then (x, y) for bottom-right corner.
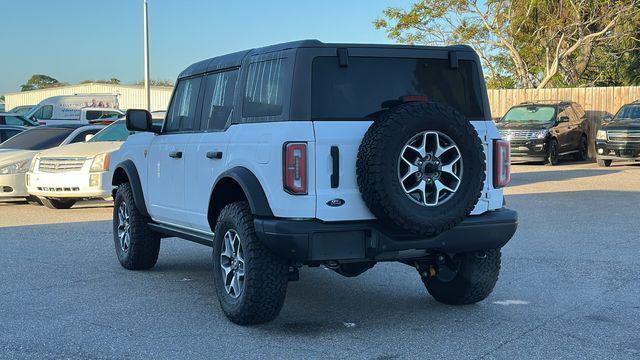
(3, 83), (173, 112)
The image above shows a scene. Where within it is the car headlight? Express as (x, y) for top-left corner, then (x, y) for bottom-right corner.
(0, 160), (29, 175)
(532, 129), (548, 140)
(29, 155), (39, 172)
(596, 130), (607, 140)
(90, 153), (110, 172)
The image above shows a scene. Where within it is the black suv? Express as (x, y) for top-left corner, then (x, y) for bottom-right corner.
(596, 101), (640, 167)
(497, 101), (589, 165)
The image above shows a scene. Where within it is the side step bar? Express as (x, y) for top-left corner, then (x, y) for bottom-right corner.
(148, 223), (214, 247)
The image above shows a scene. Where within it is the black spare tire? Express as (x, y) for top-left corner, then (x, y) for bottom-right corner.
(356, 102), (485, 236)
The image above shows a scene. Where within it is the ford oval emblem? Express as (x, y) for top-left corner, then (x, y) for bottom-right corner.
(326, 198), (345, 207)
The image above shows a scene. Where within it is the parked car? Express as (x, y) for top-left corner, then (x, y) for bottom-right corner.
(0, 124), (105, 203)
(0, 112), (39, 127)
(27, 120), (132, 209)
(497, 101), (589, 165)
(8, 105), (35, 116)
(0, 125), (25, 143)
(595, 100), (640, 167)
(111, 40), (517, 325)
(23, 94), (119, 125)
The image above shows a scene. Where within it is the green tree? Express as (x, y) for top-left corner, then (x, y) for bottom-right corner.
(375, 0), (640, 88)
(20, 74), (66, 91)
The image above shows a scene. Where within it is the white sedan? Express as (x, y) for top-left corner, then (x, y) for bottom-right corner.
(0, 124), (104, 204)
(27, 120), (133, 209)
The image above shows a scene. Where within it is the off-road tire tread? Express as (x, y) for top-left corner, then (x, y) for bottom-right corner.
(113, 182), (160, 270)
(213, 202), (288, 325)
(422, 249), (501, 305)
(357, 102), (486, 236)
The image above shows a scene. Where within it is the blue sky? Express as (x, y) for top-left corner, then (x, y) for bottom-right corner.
(0, 0), (412, 95)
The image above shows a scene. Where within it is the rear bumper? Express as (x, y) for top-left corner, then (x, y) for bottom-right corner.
(254, 208), (518, 262)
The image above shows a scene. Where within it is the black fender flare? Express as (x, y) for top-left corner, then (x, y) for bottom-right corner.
(212, 167), (273, 217)
(112, 160), (150, 218)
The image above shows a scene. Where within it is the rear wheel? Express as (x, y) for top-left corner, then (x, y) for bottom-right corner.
(574, 135), (588, 161)
(546, 139), (559, 166)
(597, 159), (612, 167)
(212, 202), (288, 325)
(420, 250), (501, 305)
(41, 198), (76, 209)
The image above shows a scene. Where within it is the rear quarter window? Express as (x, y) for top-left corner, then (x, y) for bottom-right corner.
(243, 58), (288, 118)
(311, 56), (484, 120)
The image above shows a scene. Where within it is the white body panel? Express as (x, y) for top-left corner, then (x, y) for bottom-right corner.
(312, 120), (503, 221)
(117, 119), (502, 231)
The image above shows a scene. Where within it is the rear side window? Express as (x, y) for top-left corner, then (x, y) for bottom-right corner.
(85, 111), (103, 121)
(243, 59), (287, 117)
(165, 76), (203, 132)
(312, 57), (484, 119)
(200, 69), (239, 130)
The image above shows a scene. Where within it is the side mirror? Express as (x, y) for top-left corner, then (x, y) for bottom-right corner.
(558, 116), (570, 123)
(85, 134), (94, 142)
(602, 115), (613, 123)
(126, 109), (154, 132)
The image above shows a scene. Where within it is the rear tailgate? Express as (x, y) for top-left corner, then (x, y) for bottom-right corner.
(313, 120), (502, 221)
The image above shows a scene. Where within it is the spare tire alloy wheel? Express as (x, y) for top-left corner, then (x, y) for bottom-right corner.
(219, 229), (245, 298)
(357, 102), (485, 237)
(399, 131), (463, 206)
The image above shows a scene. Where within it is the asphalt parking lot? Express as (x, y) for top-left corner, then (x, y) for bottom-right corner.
(1, 162), (639, 359)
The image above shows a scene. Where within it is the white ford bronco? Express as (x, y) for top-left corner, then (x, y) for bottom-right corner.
(110, 40), (517, 325)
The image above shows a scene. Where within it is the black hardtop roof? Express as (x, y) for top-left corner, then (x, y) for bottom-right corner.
(178, 39), (474, 79)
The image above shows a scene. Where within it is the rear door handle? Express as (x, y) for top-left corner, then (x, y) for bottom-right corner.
(206, 151), (223, 159)
(168, 151), (183, 159)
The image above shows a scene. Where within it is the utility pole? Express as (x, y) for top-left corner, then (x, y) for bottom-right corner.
(143, 0), (151, 111)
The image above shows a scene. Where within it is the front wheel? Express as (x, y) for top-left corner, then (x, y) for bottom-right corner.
(112, 182), (160, 270)
(41, 198), (76, 209)
(597, 159), (612, 167)
(212, 202), (288, 325)
(420, 250), (501, 305)
(546, 139), (559, 166)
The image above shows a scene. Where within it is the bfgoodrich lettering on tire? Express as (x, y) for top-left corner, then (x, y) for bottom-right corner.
(212, 201), (288, 325)
(356, 102), (486, 236)
(112, 182), (160, 270)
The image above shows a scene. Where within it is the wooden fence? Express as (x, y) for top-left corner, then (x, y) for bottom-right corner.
(487, 86), (640, 158)
(487, 86), (640, 120)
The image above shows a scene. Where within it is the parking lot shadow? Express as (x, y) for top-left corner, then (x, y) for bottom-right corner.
(510, 168), (621, 186)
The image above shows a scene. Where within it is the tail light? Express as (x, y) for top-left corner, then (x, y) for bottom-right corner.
(283, 142), (307, 194)
(493, 140), (510, 188)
